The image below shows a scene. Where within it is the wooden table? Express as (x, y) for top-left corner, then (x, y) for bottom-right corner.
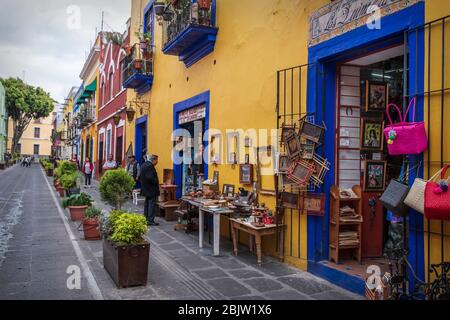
(229, 218), (285, 266)
(180, 197), (235, 256)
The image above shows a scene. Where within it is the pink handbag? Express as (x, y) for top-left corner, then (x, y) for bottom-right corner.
(384, 97), (427, 155)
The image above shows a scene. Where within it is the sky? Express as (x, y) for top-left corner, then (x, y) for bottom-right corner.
(0, 0), (131, 103)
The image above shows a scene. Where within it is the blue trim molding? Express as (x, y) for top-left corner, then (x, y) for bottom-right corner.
(173, 91), (210, 198)
(306, 2), (425, 296)
(135, 115), (148, 165)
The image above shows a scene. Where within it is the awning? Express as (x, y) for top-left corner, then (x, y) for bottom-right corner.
(76, 79), (97, 104)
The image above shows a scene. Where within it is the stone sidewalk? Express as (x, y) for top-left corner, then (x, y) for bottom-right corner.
(75, 178), (363, 300)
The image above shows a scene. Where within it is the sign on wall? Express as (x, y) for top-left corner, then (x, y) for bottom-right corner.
(309, 0), (423, 47)
(178, 104), (206, 125)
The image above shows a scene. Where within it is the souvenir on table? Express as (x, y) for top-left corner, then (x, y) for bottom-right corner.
(299, 118), (324, 145)
(287, 160), (315, 186)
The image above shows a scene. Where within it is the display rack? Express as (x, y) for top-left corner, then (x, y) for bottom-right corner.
(329, 185), (362, 264)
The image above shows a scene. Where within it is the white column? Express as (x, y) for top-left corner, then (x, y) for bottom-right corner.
(199, 208), (204, 249)
(213, 213), (221, 256)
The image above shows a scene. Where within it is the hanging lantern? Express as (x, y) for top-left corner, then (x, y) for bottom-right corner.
(126, 107), (136, 122)
(113, 114), (121, 126)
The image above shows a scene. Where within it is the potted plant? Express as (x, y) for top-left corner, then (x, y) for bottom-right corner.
(63, 193), (93, 221)
(99, 169), (135, 210)
(60, 172), (81, 196)
(102, 211), (150, 288)
(83, 207), (103, 241)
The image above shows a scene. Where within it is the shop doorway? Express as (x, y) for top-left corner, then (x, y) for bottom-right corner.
(327, 46), (407, 280)
(98, 141), (104, 175)
(135, 116), (147, 165)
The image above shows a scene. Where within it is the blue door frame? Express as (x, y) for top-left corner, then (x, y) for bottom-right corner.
(135, 115), (148, 165)
(306, 2), (425, 295)
(173, 91), (210, 199)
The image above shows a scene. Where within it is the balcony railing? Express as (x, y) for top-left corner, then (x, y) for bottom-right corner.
(162, 0), (218, 68)
(77, 106), (95, 129)
(122, 44), (154, 94)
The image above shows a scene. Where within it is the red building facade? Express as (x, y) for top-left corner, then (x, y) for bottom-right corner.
(96, 32), (129, 178)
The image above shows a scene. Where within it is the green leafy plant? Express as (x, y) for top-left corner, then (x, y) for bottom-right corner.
(60, 172), (80, 189)
(101, 210), (127, 236)
(62, 193), (93, 208)
(58, 160), (78, 175)
(110, 213), (148, 245)
(85, 207), (102, 220)
(54, 166), (63, 180)
(99, 169), (135, 210)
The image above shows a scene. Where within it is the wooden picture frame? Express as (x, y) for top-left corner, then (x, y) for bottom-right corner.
(255, 146), (277, 196)
(239, 164), (254, 185)
(222, 184), (235, 197)
(310, 155), (330, 187)
(285, 132), (302, 160)
(287, 160), (315, 186)
(300, 143), (315, 160)
(245, 154), (250, 165)
(228, 152), (237, 164)
(281, 124), (296, 146)
(361, 119), (384, 151)
(299, 119), (324, 145)
(363, 160), (387, 192)
(279, 191), (299, 210)
(300, 193), (325, 216)
(365, 81), (388, 112)
(277, 154), (291, 174)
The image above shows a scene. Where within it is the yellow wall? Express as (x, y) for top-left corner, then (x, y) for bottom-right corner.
(423, 0), (450, 281)
(7, 109), (55, 157)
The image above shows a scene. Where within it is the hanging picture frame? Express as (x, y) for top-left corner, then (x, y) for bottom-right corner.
(300, 193), (325, 216)
(285, 132), (302, 160)
(310, 155), (330, 187)
(300, 143), (315, 160)
(279, 191), (300, 210)
(361, 119), (384, 151)
(222, 184), (235, 197)
(277, 154), (291, 174)
(365, 81), (388, 112)
(281, 124), (296, 146)
(287, 160), (315, 186)
(299, 118), (324, 145)
(363, 160), (387, 192)
(239, 164), (254, 185)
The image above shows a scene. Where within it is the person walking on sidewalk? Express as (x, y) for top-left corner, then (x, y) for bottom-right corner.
(140, 154), (160, 226)
(83, 157), (94, 188)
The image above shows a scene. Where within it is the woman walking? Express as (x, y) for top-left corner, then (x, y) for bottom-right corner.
(83, 157), (94, 188)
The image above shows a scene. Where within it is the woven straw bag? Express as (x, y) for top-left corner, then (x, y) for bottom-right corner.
(404, 169), (446, 214)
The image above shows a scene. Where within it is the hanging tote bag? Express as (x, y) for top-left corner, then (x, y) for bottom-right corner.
(404, 167), (442, 214)
(424, 165), (450, 221)
(384, 97), (428, 155)
(380, 162), (410, 216)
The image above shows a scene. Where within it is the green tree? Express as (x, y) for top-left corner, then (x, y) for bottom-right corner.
(0, 78), (54, 154)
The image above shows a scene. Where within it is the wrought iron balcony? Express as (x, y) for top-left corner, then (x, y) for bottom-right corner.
(77, 106), (95, 129)
(122, 44), (154, 94)
(162, 0), (218, 68)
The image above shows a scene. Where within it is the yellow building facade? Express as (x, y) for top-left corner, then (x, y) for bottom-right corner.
(123, 0), (450, 295)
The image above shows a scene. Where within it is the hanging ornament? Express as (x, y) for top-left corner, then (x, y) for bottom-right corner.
(439, 179), (449, 192)
(388, 129), (397, 145)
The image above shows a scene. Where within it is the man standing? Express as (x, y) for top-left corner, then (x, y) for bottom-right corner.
(127, 155), (140, 187)
(102, 154), (117, 172)
(140, 154), (160, 226)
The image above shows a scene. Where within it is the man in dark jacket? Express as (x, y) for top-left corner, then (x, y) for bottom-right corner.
(140, 154), (160, 226)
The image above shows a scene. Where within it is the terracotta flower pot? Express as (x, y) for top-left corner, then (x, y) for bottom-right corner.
(57, 186), (66, 197)
(46, 169), (54, 177)
(198, 0), (211, 10)
(83, 218), (102, 241)
(69, 205), (88, 221)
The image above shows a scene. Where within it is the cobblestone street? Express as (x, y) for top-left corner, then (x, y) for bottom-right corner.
(0, 164), (362, 300)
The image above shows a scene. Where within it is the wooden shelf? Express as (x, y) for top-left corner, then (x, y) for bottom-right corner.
(329, 185), (362, 264)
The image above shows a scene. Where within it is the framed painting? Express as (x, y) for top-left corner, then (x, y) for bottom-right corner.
(310, 155), (330, 187)
(285, 133), (302, 160)
(299, 119), (324, 145)
(281, 124), (296, 146)
(361, 119), (384, 151)
(287, 160), (315, 186)
(365, 81), (388, 111)
(222, 184), (235, 197)
(363, 160), (387, 192)
(300, 193), (325, 216)
(279, 191), (299, 210)
(300, 143), (315, 160)
(239, 164), (254, 185)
